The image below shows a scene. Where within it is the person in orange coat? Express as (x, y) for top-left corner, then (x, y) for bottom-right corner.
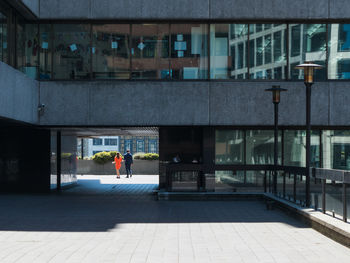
(112, 152), (123, 179)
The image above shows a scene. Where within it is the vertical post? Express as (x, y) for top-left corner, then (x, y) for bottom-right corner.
(274, 103), (278, 194)
(293, 174), (297, 203)
(322, 179), (326, 214)
(57, 131), (61, 191)
(343, 183), (347, 222)
(264, 170), (267, 193)
(283, 172), (286, 198)
(81, 138), (84, 159)
(305, 82), (312, 207)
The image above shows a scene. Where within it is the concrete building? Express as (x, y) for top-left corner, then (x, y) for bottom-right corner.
(2, 0), (350, 194)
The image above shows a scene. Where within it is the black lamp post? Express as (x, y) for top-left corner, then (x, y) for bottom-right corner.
(265, 85), (287, 194)
(295, 61), (323, 207)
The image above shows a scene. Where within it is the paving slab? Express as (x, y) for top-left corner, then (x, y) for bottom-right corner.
(0, 175), (350, 262)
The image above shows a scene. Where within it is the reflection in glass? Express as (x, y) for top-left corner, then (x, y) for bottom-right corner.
(290, 24), (326, 80)
(322, 130), (350, 170)
(284, 130), (320, 167)
(17, 22), (38, 79)
(249, 24), (287, 79)
(325, 181), (344, 219)
(53, 24), (91, 79)
(92, 24), (130, 79)
(215, 170), (264, 192)
(172, 171), (198, 191)
(215, 130), (244, 164)
(50, 131), (57, 189)
(0, 11), (7, 63)
(170, 24), (208, 79)
(210, 24), (248, 79)
(246, 130), (281, 165)
(39, 24), (52, 80)
(131, 24), (169, 79)
(329, 24), (350, 79)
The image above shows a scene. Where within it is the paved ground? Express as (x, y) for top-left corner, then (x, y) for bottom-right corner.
(0, 175), (350, 263)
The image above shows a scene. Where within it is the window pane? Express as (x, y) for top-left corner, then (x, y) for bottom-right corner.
(93, 138), (102, 145)
(53, 24), (91, 79)
(215, 130), (244, 164)
(0, 11), (8, 63)
(284, 130), (320, 167)
(17, 22), (38, 79)
(210, 24), (248, 79)
(170, 24), (208, 79)
(322, 130), (350, 170)
(290, 24), (326, 80)
(136, 140), (145, 152)
(249, 24), (287, 80)
(39, 24), (52, 80)
(92, 24), (130, 79)
(328, 24), (350, 79)
(246, 130), (281, 165)
(131, 24), (169, 79)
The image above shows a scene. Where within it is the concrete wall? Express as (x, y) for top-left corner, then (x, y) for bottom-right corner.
(77, 159), (159, 175)
(38, 0), (350, 20)
(21, 0), (39, 17)
(39, 80), (344, 127)
(0, 62), (38, 124)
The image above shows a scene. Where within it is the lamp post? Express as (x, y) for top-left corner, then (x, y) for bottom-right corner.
(295, 61), (323, 207)
(265, 86), (287, 194)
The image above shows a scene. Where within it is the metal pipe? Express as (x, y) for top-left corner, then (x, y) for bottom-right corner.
(343, 183), (347, 222)
(274, 103), (278, 194)
(305, 82), (312, 207)
(57, 131), (61, 191)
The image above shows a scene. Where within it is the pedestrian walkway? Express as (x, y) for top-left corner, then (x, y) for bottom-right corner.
(0, 175), (350, 263)
(65, 175), (159, 197)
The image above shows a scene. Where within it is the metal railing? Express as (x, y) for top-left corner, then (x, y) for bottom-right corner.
(164, 163), (350, 222)
(311, 168), (350, 222)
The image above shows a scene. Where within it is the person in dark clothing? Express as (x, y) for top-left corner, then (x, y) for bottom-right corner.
(124, 150), (133, 178)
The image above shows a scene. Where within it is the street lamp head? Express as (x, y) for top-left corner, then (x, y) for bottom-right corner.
(265, 85), (287, 104)
(295, 61), (323, 84)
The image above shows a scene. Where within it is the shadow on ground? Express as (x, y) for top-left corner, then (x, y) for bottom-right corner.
(0, 178), (308, 232)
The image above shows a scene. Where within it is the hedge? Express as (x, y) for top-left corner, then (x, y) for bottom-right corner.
(92, 151), (158, 164)
(92, 151), (120, 165)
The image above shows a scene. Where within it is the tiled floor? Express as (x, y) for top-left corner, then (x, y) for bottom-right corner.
(0, 175), (350, 263)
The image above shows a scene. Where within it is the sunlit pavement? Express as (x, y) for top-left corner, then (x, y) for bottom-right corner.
(0, 175), (350, 263)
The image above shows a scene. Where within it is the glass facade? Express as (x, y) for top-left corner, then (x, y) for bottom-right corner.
(171, 24), (208, 79)
(246, 130), (281, 165)
(215, 130), (244, 164)
(52, 24), (91, 79)
(17, 22), (38, 79)
(92, 24), (130, 79)
(1, 21), (349, 80)
(0, 10), (7, 63)
(131, 24), (169, 79)
(328, 24), (350, 79)
(284, 130), (320, 167)
(322, 130), (350, 170)
(289, 24), (326, 80)
(210, 24), (248, 79)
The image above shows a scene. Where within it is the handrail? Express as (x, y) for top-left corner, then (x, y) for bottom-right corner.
(313, 168), (350, 183)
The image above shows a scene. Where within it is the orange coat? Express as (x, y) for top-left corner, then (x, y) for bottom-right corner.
(114, 156), (122, 170)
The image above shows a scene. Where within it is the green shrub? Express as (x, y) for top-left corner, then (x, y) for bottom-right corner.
(133, 152), (145, 159)
(61, 153), (72, 159)
(142, 153), (159, 160)
(92, 151), (122, 165)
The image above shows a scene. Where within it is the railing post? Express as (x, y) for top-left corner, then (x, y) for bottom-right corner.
(343, 183), (347, 222)
(293, 173), (297, 203)
(322, 179), (326, 214)
(264, 170), (267, 193)
(283, 172), (286, 198)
